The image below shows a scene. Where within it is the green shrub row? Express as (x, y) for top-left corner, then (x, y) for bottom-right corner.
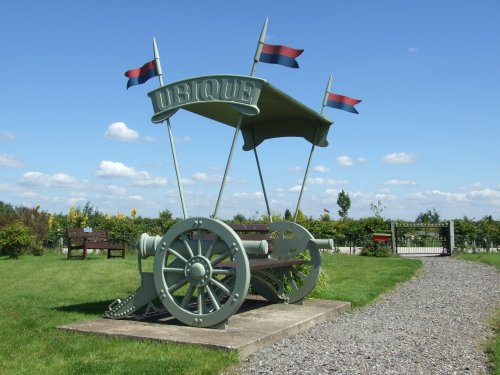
(1, 200), (499, 257)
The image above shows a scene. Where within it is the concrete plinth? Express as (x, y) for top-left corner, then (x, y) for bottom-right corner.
(58, 297), (350, 359)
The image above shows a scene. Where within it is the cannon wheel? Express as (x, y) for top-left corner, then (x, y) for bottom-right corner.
(251, 221), (321, 304)
(153, 217), (250, 328)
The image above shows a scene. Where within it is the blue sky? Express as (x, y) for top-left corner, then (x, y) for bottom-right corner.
(1, 0), (499, 220)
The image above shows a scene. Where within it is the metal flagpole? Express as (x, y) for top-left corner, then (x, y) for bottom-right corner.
(153, 37), (188, 219)
(250, 17), (268, 77)
(321, 75), (333, 115)
(249, 18), (273, 222)
(293, 75), (332, 222)
(251, 129), (272, 222)
(293, 128), (318, 222)
(213, 116), (243, 219)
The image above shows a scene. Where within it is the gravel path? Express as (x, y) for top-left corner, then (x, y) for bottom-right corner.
(235, 257), (500, 374)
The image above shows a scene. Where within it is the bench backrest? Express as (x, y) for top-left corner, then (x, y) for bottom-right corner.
(66, 228), (110, 246)
(228, 224), (270, 241)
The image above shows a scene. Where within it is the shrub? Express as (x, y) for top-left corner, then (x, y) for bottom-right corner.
(31, 246), (45, 256)
(360, 241), (393, 257)
(0, 221), (33, 259)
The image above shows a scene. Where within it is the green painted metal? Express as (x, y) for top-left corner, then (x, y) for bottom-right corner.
(106, 219), (331, 326)
(250, 17), (268, 77)
(153, 37), (188, 219)
(261, 221), (326, 304)
(153, 217), (250, 328)
(147, 74), (333, 150)
(105, 272), (158, 318)
(106, 68), (337, 328)
(213, 116), (242, 219)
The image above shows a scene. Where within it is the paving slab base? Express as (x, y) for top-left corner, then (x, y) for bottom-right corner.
(58, 297), (351, 359)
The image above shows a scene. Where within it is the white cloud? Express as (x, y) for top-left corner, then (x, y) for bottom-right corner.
(106, 185), (127, 195)
(232, 192), (263, 198)
(51, 173), (78, 186)
(96, 161), (167, 186)
(408, 47), (419, 53)
(0, 153), (24, 167)
(105, 122), (139, 142)
(21, 171), (79, 187)
(0, 130), (16, 140)
(384, 179), (417, 186)
(466, 188), (500, 202)
(307, 177), (348, 185)
(288, 185), (303, 193)
(410, 190), (467, 202)
(127, 195), (144, 201)
(180, 178), (195, 186)
(336, 156), (354, 166)
(132, 176), (169, 186)
(96, 161), (136, 178)
(382, 152), (416, 164)
(192, 172), (226, 184)
(313, 165), (330, 173)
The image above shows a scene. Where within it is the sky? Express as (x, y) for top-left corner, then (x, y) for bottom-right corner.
(1, 0), (499, 221)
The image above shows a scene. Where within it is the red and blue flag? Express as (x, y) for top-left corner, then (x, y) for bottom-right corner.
(258, 43), (303, 68)
(326, 93), (362, 114)
(125, 60), (157, 89)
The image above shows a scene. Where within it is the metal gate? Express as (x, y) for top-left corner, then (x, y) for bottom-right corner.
(391, 222), (455, 255)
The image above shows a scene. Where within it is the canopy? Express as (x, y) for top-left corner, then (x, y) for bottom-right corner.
(147, 75), (333, 150)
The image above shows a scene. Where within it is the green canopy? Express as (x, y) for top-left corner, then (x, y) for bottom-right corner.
(147, 74), (333, 151)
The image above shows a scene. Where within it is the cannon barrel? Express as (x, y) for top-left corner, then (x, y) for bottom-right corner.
(139, 233), (162, 258)
(308, 238), (334, 250)
(139, 233), (268, 258)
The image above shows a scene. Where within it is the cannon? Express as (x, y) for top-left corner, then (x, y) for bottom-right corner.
(106, 73), (335, 328)
(106, 218), (332, 328)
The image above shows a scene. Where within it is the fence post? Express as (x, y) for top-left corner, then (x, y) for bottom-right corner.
(449, 220), (455, 254)
(390, 222), (397, 254)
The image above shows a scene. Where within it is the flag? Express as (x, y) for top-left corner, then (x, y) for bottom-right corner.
(125, 60), (157, 89)
(324, 208), (330, 213)
(326, 93), (362, 114)
(258, 43), (304, 68)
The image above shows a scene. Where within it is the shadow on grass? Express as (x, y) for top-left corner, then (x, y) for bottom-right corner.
(55, 300), (116, 315)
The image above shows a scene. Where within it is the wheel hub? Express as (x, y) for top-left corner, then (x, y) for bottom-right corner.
(185, 256), (212, 286)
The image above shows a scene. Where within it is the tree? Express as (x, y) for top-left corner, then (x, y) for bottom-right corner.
(416, 208), (440, 224)
(320, 213), (331, 222)
(0, 201), (14, 216)
(284, 209), (292, 221)
(369, 200), (385, 218)
(337, 190), (351, 220)
(231, 213), (247, 223)
(0, 221), (33, 259)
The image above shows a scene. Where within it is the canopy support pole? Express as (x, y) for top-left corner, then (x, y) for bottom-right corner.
(213, 116), (243, 219)
(166, 118), (188, 219)
(251, 129), (272, 223)
(153, 37), (188, 220)
(293, 128), (319, 222)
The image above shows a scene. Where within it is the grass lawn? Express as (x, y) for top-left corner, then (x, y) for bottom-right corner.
(454, 252), (500, 269)
(0, 252), (421, 374)
(454, 252), (500, 375)
(312, 253), (422, 307)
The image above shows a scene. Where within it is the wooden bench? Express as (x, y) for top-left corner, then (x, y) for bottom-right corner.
(66, 228), (126, 260)
(227, 223), (307, 270)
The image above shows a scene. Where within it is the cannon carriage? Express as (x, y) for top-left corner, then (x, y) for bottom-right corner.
(106, 74), (335, 328)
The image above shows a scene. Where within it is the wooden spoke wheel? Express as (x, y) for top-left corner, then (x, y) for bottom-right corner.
(153, 217), (250, 328)
(251, 221), (322, 304)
